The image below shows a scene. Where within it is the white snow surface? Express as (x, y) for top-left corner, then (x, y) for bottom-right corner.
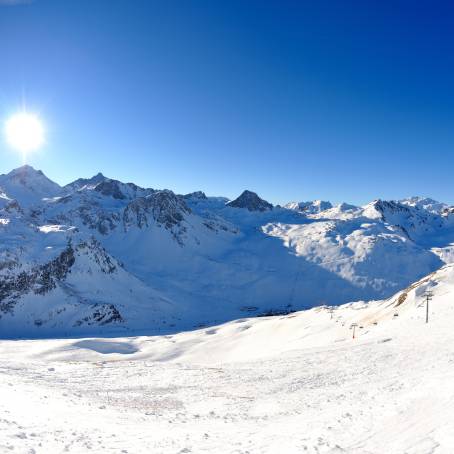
(1, 264), (454, 453)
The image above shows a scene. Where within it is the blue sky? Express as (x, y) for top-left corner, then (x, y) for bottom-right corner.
(1, 0), (454, 205)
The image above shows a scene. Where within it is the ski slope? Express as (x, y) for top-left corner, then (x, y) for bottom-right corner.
(1, 265), (453, 453)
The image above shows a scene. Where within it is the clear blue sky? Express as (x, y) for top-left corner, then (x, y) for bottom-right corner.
(1, 0), (454, 205)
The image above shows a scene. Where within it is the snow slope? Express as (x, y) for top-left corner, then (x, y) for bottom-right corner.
(0, 265), (453, 453)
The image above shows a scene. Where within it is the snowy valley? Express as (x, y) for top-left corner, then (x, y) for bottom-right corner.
(1, 165), (454, 337)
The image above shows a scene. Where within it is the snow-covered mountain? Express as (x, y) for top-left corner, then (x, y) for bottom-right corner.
(399, 196), (449, 214)
(226, 190), (273, 211)
(0, 165), (61, 207)
(284, 199), (332, 213)
(2, 164), (454, 336)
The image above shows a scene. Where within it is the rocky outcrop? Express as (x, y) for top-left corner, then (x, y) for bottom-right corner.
(0, 239), (117, 316)
(94, 179), (151, 201)
(124, 190), (190, 229)
(0, 243), (75, 314)
(73, 304), (123, 327)
(227, 190), (273, 212)
(184, 191), (207, 200)
(64, 172), (107, 192)
(95, 179), (127, 200)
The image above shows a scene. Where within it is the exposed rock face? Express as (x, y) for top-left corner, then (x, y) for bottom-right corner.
(4, 200), (23, 215)
(184, 191), (207, 200)
(123, 190), (191, 243)
(372, 200), (411, 219)
(442, 207), (454, 216)
(93, 179), (153, 201)
(45, 194), (121, 236)
(227, 190), (273, 212)
(64, 172), (107, 192)
(0, 239), (124, 328)
(149, 191), (191, 228)
(123, 190), (190, 230)
(0, 243), (76, 314)
(95, 180), (127, 200)
(78, 205), (121, 235)
(73, 304), (123, 326)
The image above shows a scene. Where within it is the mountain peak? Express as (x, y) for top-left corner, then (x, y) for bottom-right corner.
(0, 166), (61, 207)
(64, 172), (108, 192)
(7, 164), (43, 177)
(183, 191), (207, 200)
(227, 190), (273, 212)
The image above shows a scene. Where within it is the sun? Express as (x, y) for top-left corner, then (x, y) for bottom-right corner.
(5, 112), (45, 153)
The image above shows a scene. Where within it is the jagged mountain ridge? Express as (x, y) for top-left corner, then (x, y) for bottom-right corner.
(284, 199), (332, 213)
(63, 172), (107, 192)
(1, 165), (454, 336)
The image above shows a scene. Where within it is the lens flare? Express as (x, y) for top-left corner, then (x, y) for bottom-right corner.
(5, 112), (45, 153)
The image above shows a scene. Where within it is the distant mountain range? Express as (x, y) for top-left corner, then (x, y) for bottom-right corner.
(1, 164), (454, 337)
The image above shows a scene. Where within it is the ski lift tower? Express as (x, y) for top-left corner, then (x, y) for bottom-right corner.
(424, 290), (433, 324)
(350, 323), (358, 339)
(328, 306), (334, 320)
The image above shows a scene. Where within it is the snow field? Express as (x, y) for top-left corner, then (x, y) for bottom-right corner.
(1, 265), (454, 453)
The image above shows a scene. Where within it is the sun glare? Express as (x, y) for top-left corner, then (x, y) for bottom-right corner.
(5, 112), (45, 153)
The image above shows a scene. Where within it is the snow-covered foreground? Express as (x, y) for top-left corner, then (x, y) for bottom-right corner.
(1, 266), (454, 453)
